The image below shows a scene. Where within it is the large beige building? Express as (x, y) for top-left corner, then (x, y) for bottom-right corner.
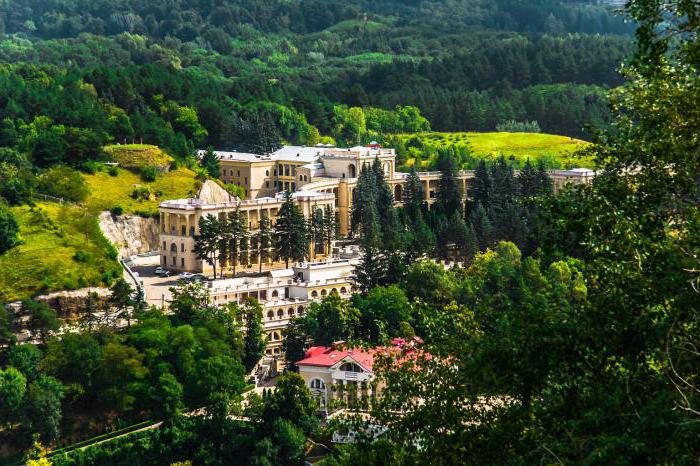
(159, 144), (594, 274)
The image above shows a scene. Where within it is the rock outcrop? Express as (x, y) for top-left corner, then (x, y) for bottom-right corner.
(99, 211), (160, 259)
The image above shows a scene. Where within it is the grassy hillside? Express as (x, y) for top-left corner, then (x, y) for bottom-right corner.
(0, 166), (199, 301)
(398, 132), (593, 169)
(104, 144), (174, 172)
(0, 203), (121, 302)
(84, 167), (199, 217)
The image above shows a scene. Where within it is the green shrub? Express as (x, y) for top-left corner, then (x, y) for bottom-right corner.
(141, 167), (158, 182)
(107, 166), (119, 177)
(80, 161), (101, 174)
(72, 250), (92, 263)
(110, 205), (123, 216)
(130, 187), (152, 201)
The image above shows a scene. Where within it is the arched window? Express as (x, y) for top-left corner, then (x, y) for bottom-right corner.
(348, 164), (356, 178)
(311, 290), (318, 298)
(340, 287), (347, 294)
(277, 309), (284, 318)
(170, 243), (177, 252)
(310, 379), (326, 390)
(297, 306), (304, 315)
(339, 362), (363, 372)
(321, 289), (327, 297)
(288, 307), (294, 317)
(272, 290), (279, 298)
(331, 288), (338, 295)
(267, 310), (274, 320)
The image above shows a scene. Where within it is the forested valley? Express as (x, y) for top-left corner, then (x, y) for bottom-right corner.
(2, 1), (699, 465)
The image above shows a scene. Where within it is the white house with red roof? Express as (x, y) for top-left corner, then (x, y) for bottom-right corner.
(297, 337), (424, 413)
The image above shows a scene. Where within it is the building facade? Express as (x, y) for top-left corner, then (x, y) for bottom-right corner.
(160, 144), (595, 274)
(204, 257), (358, 358)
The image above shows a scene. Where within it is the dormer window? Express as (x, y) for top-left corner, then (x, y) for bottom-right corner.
(339, 362), (363, 373)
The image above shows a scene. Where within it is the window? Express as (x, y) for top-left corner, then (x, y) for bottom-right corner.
(181, 258), (184, 267)
(288, 308), (294, 317)
(274, 168), (277, 176)
(181, 243), (185, 252)
(340, 287), (347, 294)
(237, 170), (240, 176)
(272, 290), (279, 298)
(244, 177), (247, 184)
(277, 309), (284, 318)
(310, 379), (326, 390)
(266, 170), (269, 176)
(170, 243), (177, 252)
(163, 241), (166, 250)
(298, 306), (304, 315)
(311, 290), (318, 298)
(321, 289), (327, 297)
(339, 362), (363, 372)
(181, 226), (186, 236)
(189, 226), (195, 237)
(267, 310), (274, 320)
(266, 181), (269, 188)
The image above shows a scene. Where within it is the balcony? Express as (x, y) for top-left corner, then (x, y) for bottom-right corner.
(331, 370), (372, 382)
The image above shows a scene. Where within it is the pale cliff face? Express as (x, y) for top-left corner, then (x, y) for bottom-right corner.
(99, 211), (160, 259)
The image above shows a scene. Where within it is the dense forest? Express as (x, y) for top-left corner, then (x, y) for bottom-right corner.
(0, 0), (632, 156)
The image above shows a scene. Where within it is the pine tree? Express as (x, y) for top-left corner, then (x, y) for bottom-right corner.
(518, 159), (538, 197)
(491, 156), (517, 210)
(201, 147), (220, 178)
(435, 148), (464, 216)
(256, 211), (273, 273)
(217, 213), (231, 277)
(351, 165), (379, 239)
(225, 207), (248, 276)
(353, 242), (387, 294)
(448, 211), (471, 261)
(242, 299), (266, 372)
(494, 202), (528, 249)
(275, 191), (308, 268)
(403, 167), (425, 223)
(469, 203), (496, 251)
(194, 214), (220, 278)
(435, 215), (450, 260)
(372, 157), (400, 249)
(470, 159), (492, 212)
(536, 160), (554, 196)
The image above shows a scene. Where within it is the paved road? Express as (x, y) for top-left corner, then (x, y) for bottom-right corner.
(131, 264), (181, 308)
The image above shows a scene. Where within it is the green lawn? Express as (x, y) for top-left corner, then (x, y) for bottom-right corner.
(0, 203), (121, 302)
(398, 132), (593, 169)
(84, 167), (199, 217)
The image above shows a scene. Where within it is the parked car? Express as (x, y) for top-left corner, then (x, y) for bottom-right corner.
(191, 274), (206, 282)
(155, 267), (171, 277)
(178, 272), (194, 280)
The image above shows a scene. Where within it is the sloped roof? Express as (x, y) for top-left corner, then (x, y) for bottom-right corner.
(297, 346), (377, 372)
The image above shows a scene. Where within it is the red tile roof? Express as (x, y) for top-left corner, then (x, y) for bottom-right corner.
(297, 337), (425, 373)
(297, 345), (377, 372)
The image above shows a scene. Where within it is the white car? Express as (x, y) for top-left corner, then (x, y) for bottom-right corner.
(155, 267), (171, 277)
(178, 272), (194, 280)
